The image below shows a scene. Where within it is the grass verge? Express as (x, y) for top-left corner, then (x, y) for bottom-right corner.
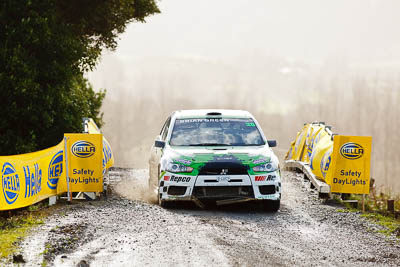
(339, 192), (400, 238)
(360, 213), (400, 236)
(0, 202), (48, 260)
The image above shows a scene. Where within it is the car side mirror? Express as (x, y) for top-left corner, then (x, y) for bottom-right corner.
(155, 140), (166, 148)
(267, 140), (277, 147)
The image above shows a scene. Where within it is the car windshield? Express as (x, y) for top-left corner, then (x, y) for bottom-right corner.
(169, 118), (265, 146)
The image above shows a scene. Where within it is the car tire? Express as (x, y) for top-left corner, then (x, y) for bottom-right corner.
(159, 200), (174, 209)
(262, 199), (280, 212)
(158, 193), (174, 209)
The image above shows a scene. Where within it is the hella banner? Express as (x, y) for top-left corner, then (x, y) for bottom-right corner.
(292, 124), (310, 161)
(286, 123), (372, 194)
(85, 118), (114, 174)
(57, 134), (103, 194)
(1, 118), (114, 211)
(0, 142), (64, 210)
(309, 129), (333, 181)
(326, 136), (372, 194)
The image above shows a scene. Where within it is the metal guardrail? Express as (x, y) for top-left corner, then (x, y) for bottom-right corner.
(284, 160), (331, 195)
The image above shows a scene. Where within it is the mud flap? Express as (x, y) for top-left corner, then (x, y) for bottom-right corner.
(192, 196), (205, 209)
(216, 198), (253, 206)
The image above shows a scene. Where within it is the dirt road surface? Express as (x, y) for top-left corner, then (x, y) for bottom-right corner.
(16, 170), (400, 266)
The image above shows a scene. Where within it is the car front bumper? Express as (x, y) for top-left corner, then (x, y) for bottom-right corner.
(158, 171), (281, 204)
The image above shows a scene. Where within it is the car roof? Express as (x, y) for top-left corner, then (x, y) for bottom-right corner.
(172, 109), (253, 119)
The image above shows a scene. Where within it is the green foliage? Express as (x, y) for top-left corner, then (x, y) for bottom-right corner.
(0, 0), (159, 155)
(345, 191), (400, 213)
(361, 213), (400, 236)
(0, 214), (43, 258)
(56, 0), (160, 71)
(337, 191), (400, 238)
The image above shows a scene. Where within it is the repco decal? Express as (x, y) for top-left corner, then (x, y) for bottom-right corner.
(340, 143), (364, 160)
(2, 162), (20, 204)
(169, 175), (191, 183)
(71, 141), (96, 158)
(48, 151), (63, 189)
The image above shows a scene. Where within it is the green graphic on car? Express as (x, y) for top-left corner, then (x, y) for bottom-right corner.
(163, 153), (274, 177)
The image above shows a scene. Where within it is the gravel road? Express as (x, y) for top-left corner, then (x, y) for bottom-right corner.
(16, 169), (400, 266)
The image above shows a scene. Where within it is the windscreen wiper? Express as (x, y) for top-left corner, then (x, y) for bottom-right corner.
(189, 143), (231, 146)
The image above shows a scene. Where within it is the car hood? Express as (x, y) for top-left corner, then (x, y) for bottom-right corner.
(163, 146), (273, 168)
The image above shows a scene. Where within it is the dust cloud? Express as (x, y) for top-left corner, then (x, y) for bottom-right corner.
(89, 1), (400, 194)
(113, 169), (157, 204)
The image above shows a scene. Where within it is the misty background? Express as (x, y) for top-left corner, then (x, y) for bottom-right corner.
(88, 0), (400, 194)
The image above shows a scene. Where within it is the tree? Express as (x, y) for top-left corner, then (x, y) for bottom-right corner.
(0, 0), (159, 155)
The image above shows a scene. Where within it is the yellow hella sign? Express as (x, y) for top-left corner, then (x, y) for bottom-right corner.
(326, 136), (372, 194)
(57, 134), (103, 194)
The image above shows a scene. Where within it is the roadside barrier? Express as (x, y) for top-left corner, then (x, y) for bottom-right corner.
(285, 122), (372, 196)
(0, 118), (113, 211)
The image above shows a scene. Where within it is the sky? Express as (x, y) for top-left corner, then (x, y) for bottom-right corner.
(87, 0), (400, 180)
(91, 0), (400, 68)
(89, 0), (400, 100)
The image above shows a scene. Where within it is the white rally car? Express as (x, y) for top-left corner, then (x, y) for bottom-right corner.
(149, 109), (281, 211)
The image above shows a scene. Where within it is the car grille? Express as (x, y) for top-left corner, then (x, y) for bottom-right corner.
(199, 162), (248, 175)
(167, 186), (187, 196)
(193, 186), (254, 199)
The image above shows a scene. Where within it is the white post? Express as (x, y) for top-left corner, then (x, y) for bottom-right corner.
(83, 118), (89, 133)
(49, 196), (57, 206)
(64, 136), (71, 202)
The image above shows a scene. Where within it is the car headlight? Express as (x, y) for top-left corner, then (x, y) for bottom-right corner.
(253, 161), (278, 172)
(166, 162), (193, 173)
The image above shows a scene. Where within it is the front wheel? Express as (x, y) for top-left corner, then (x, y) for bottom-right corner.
(158, 193), (173, 209)
(262, 199), (280, 212)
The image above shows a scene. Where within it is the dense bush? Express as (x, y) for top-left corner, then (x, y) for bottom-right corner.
(0, 0), (159, 155)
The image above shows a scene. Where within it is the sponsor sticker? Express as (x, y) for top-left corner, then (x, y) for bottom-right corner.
(255, 176), (266, 181)
(255, 175), (276, 182)
(217, 176), (231, 182)
(169, 175), (191, 183)
(175, 158), (192, 165)
(176, 119), (232, 123)
(253, 158), (268, 165)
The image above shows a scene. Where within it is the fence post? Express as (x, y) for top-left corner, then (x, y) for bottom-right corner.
(387, 199), (395, 214)
(362, 194), (365, 212)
